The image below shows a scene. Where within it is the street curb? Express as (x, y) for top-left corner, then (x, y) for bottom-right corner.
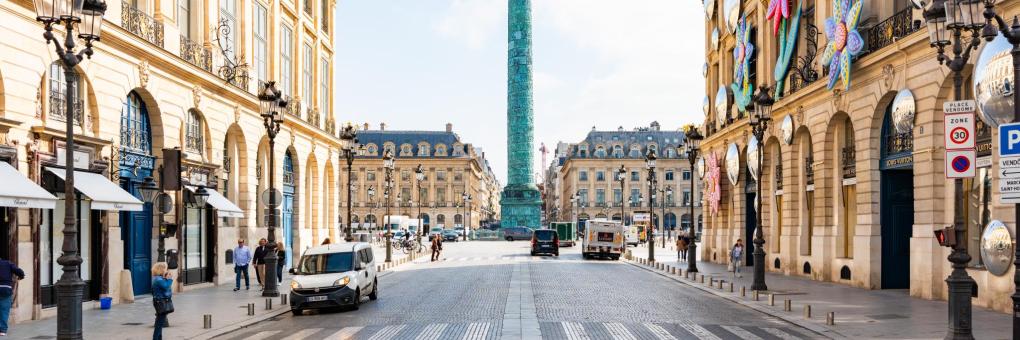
(622, 258), (848, 340)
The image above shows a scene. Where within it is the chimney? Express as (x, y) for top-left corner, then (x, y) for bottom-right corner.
(380, 123), (386, 131)
(446, 123), (453, 133)
(363, 122), (370, 131)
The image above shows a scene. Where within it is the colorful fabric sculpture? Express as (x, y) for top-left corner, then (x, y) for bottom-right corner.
(730, 15), (755, 113)
(704, 152), (722, 216)
(822, 0), (864, 91)
(765, 0), (790, 35)
(773, 0), (802, 98)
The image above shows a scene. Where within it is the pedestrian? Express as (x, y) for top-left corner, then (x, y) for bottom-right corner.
(276, 241), (286, 283)
(0, 257), (24, 337)
(322, 238), (331, 245)
(233, 239), (251, 291)
(430, 231), (443, 261)
(730, 239), (744, 278)
(676, 234), (688, 261)
(151, 262), (174, 340)
(253, 238), (268, 288)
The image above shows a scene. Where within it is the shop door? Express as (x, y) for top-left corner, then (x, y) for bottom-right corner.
(282, 193), (294, 268)
(881, 169), (913, 289)
(120, 178), (152, 295)
(745, 192), (756, 266)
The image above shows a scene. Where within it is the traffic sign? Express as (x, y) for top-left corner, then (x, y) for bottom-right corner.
(944, 113), (975, 150)
(1000, 156), (1020, 203)
(943, 100), (976, 114)
(946, 150), (975, 178)
(1000, 123), (1020, 157)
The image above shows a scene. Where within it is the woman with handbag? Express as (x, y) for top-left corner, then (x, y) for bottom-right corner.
(151, 262), (174, 340)
(730, 239), (744, 278)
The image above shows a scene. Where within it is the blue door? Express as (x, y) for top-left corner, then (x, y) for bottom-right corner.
(282, 152), (296, 269)
(119, 92), (154, 295)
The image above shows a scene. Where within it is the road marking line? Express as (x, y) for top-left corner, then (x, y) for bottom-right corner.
(244, 330), (281, 340)
(719, 326), (764, 340)
(677, 323), (722, 340)
(603, 322), (637, 340)
(280, 328), (322, 340)
(415, 323), (448, 340)
(462, 322), (489, 340)
(762, 327), (801, 340)
(367, 325), (406, 340)
(561, 322), (591, 340)
(322, 327), (364, 340)
(643, 323), (678, 340)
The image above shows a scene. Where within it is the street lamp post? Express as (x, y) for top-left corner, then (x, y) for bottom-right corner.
(383, 150), (395, 262)
(749, 85), (774, 292)
(367, 186), (376, 232)
(33, 0), (108, 336)
(683, 127), (704, 273)
(257, 81), (287, 298)
(661, 186), (671, 249)
(462, 192), (471, 241)
(339, 122), (360, 242)
(616, 165), (626, 224)
(415, 164), (425, 242)
(645, 148), (657, 262)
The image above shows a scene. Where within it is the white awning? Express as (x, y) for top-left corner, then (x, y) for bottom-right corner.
(186, 186), (244, 218)
(0, 162), (57, 209)
(46, 167), (144, 211)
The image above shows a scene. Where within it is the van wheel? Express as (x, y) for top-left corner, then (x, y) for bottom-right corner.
(353, 288), (361, 310)
(291, 308), (303, 316)
(369, 279), (379, 301)
(505, 236), (513, 241)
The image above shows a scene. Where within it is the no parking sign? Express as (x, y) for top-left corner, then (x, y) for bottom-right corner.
(946, 150), (975, 178)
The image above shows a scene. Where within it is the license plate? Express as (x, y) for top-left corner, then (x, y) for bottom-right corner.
(307, 296), (328, 302)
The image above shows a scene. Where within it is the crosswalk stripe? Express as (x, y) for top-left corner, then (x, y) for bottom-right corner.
(322, 327), (364, 340)
(762, 327), (801, 340)
(603, 322), (637, 340)
(244, 330), (281, 340)
(642, 323), (678, 340)
(677, 323), (722, 340)
(415, 323), (448, 340)
(280, 328), (322, 340)
(562, 321), (591, 340)
(719, 326), (764, 340)
(367, 325), (406, 340)
(462, 322), (489, 340)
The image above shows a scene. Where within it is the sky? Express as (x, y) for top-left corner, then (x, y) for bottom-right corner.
(333, 0), (706, 184)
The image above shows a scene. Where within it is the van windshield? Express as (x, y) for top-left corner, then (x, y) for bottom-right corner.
(535, 230), (556, 241)
(297, 252), (354, 275)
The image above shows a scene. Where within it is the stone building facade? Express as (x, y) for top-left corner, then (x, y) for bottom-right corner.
(0, 0), (340, 324)
(701, 0), (1020, 313)
(555, 123), (702, 234)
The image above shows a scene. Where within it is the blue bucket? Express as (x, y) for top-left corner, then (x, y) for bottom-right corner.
(100, 297), (112, 310)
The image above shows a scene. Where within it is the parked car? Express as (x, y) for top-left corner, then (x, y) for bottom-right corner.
(442, 230), (460, 242)
(503, 227), (533, 241)
(428, 227), (444, 240)
(289, 243), (378, 315)
(530, 229), (559, 256)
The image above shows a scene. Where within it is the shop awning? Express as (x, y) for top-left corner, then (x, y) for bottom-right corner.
(45, 167), (144, 211)
(186, 186), (244, 218)
(0, 162), (57, 209)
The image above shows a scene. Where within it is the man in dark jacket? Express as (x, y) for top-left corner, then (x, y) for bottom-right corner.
(253, 238), (268, 287)
(0, 258), (24, 336)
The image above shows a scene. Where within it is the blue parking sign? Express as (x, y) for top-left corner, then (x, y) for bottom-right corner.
(999, 123), (1020, 157)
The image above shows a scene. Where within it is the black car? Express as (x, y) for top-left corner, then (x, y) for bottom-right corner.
(442, 230), (459, 242)
(530, 229), (559, 256)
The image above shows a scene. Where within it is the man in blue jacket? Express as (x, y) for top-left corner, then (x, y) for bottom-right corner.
(233, 239), (252, 291)
(0, 258), (25, 336)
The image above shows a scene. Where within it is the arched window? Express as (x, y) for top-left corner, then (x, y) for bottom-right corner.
(612, 145), (624, 158)
(383, 143), (395, 155)
(120, 92), (151, 154)
(648, 143), (658, 154)
(594, 145), (607, 158)
(185, 110), (204, 155)
(454, 214), (463, 225)
(400, 143), (413, 156)
(366, 144), (378, 155)
(629, 145), (641, 158)
(435, 144), (447, 156)
(283, 151), (296, 186)
(437, 214), (446, 225)
(48, 62), (84, 124)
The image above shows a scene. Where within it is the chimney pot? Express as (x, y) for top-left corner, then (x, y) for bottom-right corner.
(446, 123), (453, 133)
(380, 123), (386, 131)
(363, 123), (370, 131)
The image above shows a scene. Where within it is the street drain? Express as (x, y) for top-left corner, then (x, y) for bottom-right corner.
(869, 314), (907, 320)
(30, 336), (56, 339)
(122, 322), (145, 326)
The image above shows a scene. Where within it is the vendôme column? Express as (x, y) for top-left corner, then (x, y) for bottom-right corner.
(501, 0), (543, 228)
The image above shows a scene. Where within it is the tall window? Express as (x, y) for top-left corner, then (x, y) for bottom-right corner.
(320, 0), (328, 32)
(631, 171), (639, 181)
(630, 188), (640, 204)
(682, 190), (691, 206)
(595, 189), (605, 205)
(302, 43), (313, 108)
(219, 0), (237, 60)
(303, 0), (313, 16)
(578, 189), (589, 205)
(596, 171), (605, 181)
(48, 62), (82, 124)
(185, 110), (204, 155)
(418, 144), (430, 157)
(120, 92), (151, 154)
(437, 188), (446, 204)
(319, 57), (329, 112)
(579, 170), (588, 181)
(280, 25), (294, 96)
(253, 2), (268, 86)
(665, 170), (674, 181)
(682, 170), (691, 181)
(177, 0), (191, 38)
(436, 170), (447, 181)
(613, 189), (622, 203)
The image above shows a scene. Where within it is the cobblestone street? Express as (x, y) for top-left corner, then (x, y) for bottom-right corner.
(216, 242), (820, 340)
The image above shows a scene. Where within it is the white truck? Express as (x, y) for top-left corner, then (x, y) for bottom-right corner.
(581, 219), (626, 260)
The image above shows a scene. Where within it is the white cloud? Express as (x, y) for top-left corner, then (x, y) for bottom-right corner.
(435, 0), (506, 49)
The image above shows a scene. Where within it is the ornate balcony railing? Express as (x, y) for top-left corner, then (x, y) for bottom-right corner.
(864, 7), (921, 56)
(325, 116), (336, 135)
(286, 100), (302, 118)
(775, 163), (784, 190)
(306, 107), (320, 127)
(220, 65), (249, 91)
(612, 202), (623, 207)
(885, 132), (913, 155)
(595, 202), (607, 208)
(805, 157), (814, 185)
(49, 95), (84, 125)
(630, 202), (642, 208)
(121, 2), (164, 47)
(842, 145), (857, 179)
(180, 36), (212, 72)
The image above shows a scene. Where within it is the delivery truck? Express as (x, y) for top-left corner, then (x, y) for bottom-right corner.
(581, 219), (625, 260)
(549, 222), (576, 247)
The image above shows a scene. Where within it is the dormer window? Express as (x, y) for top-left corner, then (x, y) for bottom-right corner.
(400, 144), (413, 156)
(418, 143), (430, 157)
(435, 144), (447, 156)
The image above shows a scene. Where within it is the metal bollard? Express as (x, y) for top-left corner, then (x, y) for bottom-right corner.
(804, 305), (811, 318)
(768, 294), (775, 306)
(203, 314), (212, 329)
(718, 280), (724, 289)
(247, 303), (255, 316)
(741, 286), (746, 297)
(753, 291), (759, 301)
(784, 299), (791, 312)
(728, 282), (734, 292)
(699, 275), (705, 283)
(281, 294), (288, 305)
(826, 312), (835, 325)
(266, 298), (273, 310)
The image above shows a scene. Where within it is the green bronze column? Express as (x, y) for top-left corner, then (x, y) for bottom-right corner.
(500, 0), (543, 228)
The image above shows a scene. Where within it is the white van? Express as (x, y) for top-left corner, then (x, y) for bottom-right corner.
(581, 219), (626, 260)
(288, 243), (378, 315)
(624, 225), (640, 246)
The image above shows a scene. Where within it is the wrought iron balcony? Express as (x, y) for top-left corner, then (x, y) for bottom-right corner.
(287, 100), (302, 118)
(49, 95), (83, 125)
(180, 36), (212, 72)
(612, 202), (623, 207)
(630, 202), (642, 208)
(121, 2), (164, 47)
(595, 202), (607, 208)
(325, 116), (336, 135)
(805, 157), (815, 185)
(864, 7), (921, 56)
(842, 145), (856, 179)
(775, 163), (784, 190)
(219, 65), (249, 91)
(306, 107), (320, 127)
(885, 132), (913, 155)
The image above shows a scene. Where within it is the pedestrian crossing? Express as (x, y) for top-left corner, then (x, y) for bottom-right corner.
(414, 256), (568, 264)
(234, 321), (817, 340)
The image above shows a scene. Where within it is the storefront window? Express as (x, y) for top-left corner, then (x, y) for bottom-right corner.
(183, 206), (210, 284)
(967, 168), (992, 267)
(41, 195), (92, 307)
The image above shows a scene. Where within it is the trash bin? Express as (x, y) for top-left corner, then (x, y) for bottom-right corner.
(100, 297), (112, 310)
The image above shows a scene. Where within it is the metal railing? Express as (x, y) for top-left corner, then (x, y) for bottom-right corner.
(805, 157), (815, 185)
(842, 145), (856, 179)
(180, 36), (212, 72)
(864, 7), (920, 56)
(49, 94), (84, 124)
(776, 163), (784, 190)
(286, 100), (302, 118)
(121, 2), (164, 47)
(306, 107), (320, 127)
(885, 132), (913, 155)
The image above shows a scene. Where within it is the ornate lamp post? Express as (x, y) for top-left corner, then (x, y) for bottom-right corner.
(570, 192), (579, 225)
(339, 122), (360, 242)
(383, 150), (395, 262)
(616, 165), (626, 224)
(462, 192), (472, 241)
(367, 185), (376, 231)
(683, 127), (704, 273)
(645, 148), (658, 262)
(33, 0), (107, 337)
(257, 81), (287, 298)
(415, 164), (425, 240)
(749, 86), (774, 292)
(661, 186), (671, 248)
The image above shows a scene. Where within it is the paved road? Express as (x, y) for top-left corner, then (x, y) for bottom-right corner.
(217, 241), (822, 340)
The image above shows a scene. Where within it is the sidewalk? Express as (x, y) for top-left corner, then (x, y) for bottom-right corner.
(628, 243), (1011, 339)
(11, 244), (414, 340)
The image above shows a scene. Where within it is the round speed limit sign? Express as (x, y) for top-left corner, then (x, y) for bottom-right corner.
(950, 127), (969, 145)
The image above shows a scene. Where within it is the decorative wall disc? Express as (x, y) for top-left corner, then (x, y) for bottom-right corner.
(974, 33), (1014, 128)
(726, 143), (740, 185)
(724, 0), (740, 33)
(711, 28), (720, 50)
(781, 115), (794, 145)
(891, 89), (915, 134)
(715, 87), (730, 128)
(705, 0), (716, 19)
(703, 95), (711, 116)
(980, 220), (1014, 276)
(746, 136), (759, 181)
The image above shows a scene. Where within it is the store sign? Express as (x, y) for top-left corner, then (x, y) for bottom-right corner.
(633, 213), (650, 222)
(56, 148), (91, 170)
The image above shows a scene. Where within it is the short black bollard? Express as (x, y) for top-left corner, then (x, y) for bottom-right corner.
(281, 294), (288, 305)
(784, 299), (792, 312)
(266, 298), (273, 310)
(804, 305), (812, 318)
(826, 312), (835, 325)
(753, 291), (759, 301)
(247, 303), (255, 316)
(741, 286), (746, 297)
(203, 314), (212, 329)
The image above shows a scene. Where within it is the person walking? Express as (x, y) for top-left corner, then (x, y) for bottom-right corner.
(253, 238), (268, 288)
(233, 239), (251, 291)
(676, 234), (688, 261)
(0, 257), (24, 337)
(730, 239), (744, 278)
(151, 262), (174, 340)
(276, 241), (286, 283)
(430, 232), (443, 262)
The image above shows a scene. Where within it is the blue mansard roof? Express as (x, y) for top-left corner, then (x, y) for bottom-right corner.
(355, 130), (469, 159)
(565, 123), (687, 160)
